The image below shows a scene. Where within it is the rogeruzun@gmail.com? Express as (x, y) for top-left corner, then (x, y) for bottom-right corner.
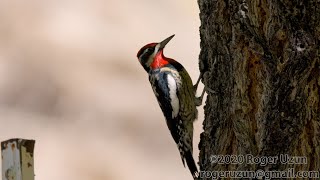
(199, 169), (320, 179)
(210, 154), (307, 166)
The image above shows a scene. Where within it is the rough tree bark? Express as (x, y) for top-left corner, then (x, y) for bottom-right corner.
(197, 0), (319, 179)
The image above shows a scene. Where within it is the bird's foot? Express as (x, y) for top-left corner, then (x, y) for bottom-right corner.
(195, 86), (217, 106)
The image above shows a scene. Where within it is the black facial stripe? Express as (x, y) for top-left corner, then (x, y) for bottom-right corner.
(139, 47), (155, 64)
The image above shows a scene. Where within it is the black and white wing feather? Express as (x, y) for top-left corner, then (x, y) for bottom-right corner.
(149, 69), (198, 179)
(149, 70), (181, 144)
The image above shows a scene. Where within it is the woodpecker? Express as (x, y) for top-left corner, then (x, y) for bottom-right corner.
(137, 35), (205, 179)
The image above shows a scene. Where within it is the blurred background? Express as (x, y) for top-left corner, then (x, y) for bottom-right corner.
(0, 0), (204, 179)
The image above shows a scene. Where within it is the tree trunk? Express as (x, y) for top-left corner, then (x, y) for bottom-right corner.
(198, 0), (320, 179)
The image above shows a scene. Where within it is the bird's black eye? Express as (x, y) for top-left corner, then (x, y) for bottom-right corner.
(139, 46), (156, 65)
(145, 47), (154, 54)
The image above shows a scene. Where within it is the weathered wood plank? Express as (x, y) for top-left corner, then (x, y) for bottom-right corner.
(1, 139), (35, 180)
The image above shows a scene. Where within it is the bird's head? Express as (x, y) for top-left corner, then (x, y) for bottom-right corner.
(137, 34), (175, 72)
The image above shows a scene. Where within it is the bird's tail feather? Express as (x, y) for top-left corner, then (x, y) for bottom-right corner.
(185, 150), (199, 179)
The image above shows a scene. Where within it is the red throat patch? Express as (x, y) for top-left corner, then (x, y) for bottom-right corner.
(150, 50), (169, 69)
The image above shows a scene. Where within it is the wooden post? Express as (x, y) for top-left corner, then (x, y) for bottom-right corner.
(1, 139), (35, 180)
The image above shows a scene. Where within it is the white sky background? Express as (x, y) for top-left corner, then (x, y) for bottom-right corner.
(0, 1), (204, 180)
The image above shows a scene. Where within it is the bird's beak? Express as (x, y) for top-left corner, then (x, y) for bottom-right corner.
(158, 34), (175, 49)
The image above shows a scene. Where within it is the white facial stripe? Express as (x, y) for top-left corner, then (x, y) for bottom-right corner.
(139, 50), (146, 60)
(146, 56), (154, 66)
(145, 44), (160, 67)
(139, 48), (152, 66)
(155, 43), (161, 53)
(167, 74), (179, 118)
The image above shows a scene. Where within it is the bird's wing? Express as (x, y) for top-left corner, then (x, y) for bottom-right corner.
(149, 69), (199, 176)
(176, 68), (197, 121)
(149, 71), (180, 144)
